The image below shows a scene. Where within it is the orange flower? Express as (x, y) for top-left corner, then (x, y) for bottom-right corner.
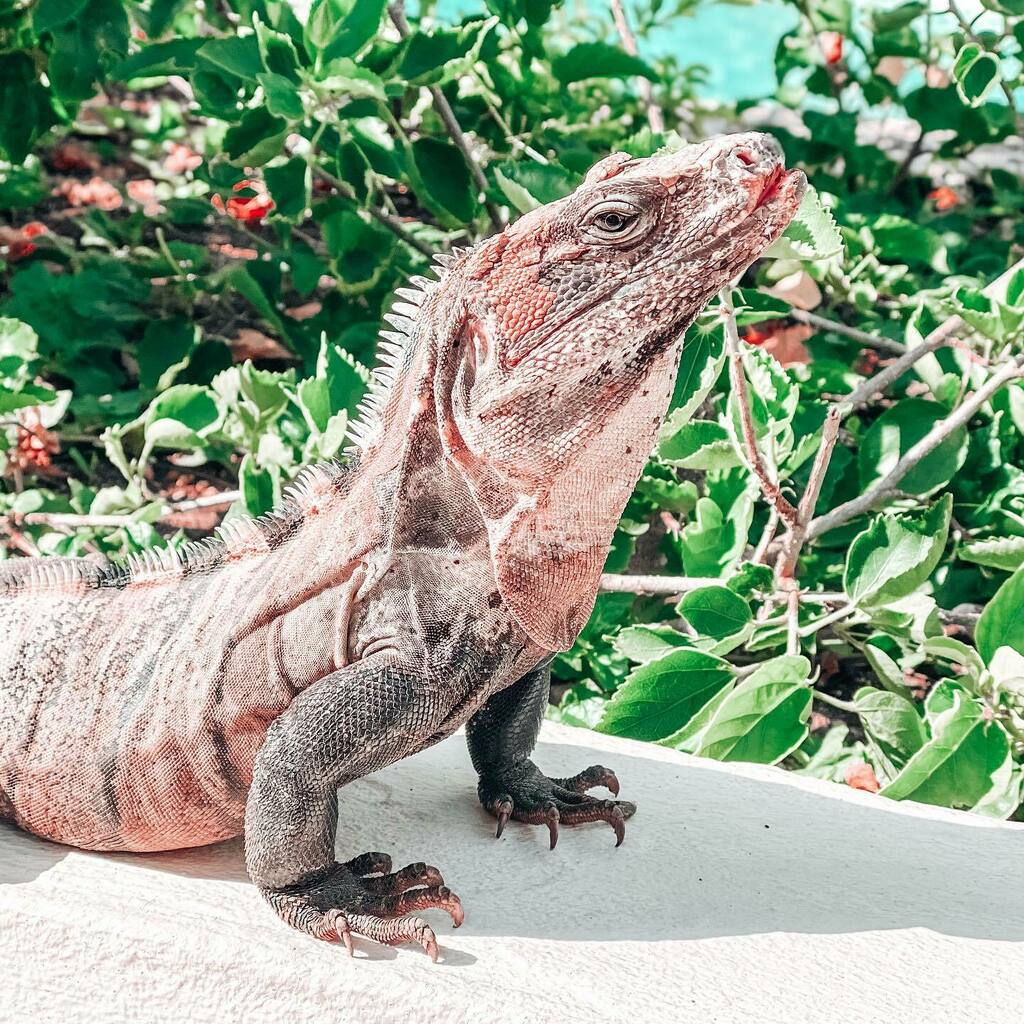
(52, 176), (122, 211)
(126, 178), (164, 216)
(212, 180), (275, 223)
(928, 186), (960, 211)
(844, 762), (880, 794)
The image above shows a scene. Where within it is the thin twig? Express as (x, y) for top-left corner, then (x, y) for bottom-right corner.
(843, 256), (1024, 407)
(609, 0), (664, 134)
(721, 290), (799, 526)
(11, 490), (241, 531)
(789, 308), (906, 355)
(807, 354), (1024, 539)
(388, 1), (504, 233)
(776, 405), (843, 577)
(597, 573), (844, 603)
(314, 167), (435, 259)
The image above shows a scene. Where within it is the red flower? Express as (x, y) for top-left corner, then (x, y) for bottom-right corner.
(2, 222), (47, 263)
(844, 762), (880, 794)
(821, 32), (844, 65)
(928, 186), (960, 211)
(212, 180), (275, 223)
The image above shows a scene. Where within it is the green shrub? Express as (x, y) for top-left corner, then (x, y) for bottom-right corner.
(1, 0), (1023, 816)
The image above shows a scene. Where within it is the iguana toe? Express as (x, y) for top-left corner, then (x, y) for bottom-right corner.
(479, 761), (636, 848)
(262, 856), (462, 961)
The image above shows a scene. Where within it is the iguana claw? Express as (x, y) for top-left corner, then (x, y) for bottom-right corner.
(263, 853), (462, 962)
(480, 761), (636, 848)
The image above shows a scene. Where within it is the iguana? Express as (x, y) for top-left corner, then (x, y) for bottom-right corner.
(0, 133), (804, 960)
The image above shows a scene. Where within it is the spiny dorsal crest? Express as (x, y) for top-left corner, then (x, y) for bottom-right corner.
(344, 252), (460, 455)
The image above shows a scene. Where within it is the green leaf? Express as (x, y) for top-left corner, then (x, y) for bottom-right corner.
(223, 107), (289, 166)
(597, 650), (734, 742)
(922, 635), (986, 680)
(658, 420), (739, 471)
(0, 54), (52, 164)
(880, 692), (1013, 812)
(664, 319), (726, 425)
(264, 156), (311, 222)
(843, 495), (952, 607)
(613, 624), (691, 664)
(137, 318), (198, 391)
(694, 655), (812, 764)
(197, 35), (263, 78)
(396, 21), (491, 85)
(33, 0), (90, 32)
(111, 39), (205, 79)
(552, 42), (657, 84)
(763, 186), (843, 261)
(952, 42), (1001, 108)
(0, 382), (57, 414)
(494, 167), (540, 214)
(258, 73), (305, 119)
(239, 453), (277, 517)
(976, 565), (1024, 662)
(48, 0), (129, 103)
(959, 535), (1024, 572)
(255, 17), (302, 83)
(852, 686), (926, 778)
(143, 385), (220, 452)
(679, 494), (752, 578)
(858, 399), (967, 495)
(411, 138), (477, 225)
(678, 586), (752, 640)
(304, 0), (387, 61)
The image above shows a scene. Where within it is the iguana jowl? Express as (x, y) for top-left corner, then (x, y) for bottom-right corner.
(0, 134), (804, 960)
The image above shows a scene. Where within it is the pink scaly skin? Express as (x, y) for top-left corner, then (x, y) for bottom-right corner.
(0, 134), (804, 961)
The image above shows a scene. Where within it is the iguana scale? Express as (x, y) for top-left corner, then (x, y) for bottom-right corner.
(0, 134), (804, 960)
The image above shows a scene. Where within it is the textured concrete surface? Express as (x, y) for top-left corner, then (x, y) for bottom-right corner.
(2, 721), (1023, 1024)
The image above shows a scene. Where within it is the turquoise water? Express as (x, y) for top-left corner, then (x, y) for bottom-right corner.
(641, 2), (798, 101)
(432, 0), (798, 101)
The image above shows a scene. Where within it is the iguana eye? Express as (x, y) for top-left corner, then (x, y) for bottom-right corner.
(583, 200), (644, 243)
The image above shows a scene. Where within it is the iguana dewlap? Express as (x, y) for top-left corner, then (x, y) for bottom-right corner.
(0, 134), (804, 960)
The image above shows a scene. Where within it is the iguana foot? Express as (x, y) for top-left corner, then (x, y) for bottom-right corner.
(479, 761), (637, 849)
(262, 852), (463, 962)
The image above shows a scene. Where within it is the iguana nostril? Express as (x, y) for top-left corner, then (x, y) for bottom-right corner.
(735, 149), (756, 167)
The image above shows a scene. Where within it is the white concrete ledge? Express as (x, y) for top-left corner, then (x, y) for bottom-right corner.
(3, 722), (1024, 1023)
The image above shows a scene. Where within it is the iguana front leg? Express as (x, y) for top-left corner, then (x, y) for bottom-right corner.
(466, 664), (636, 849)
(245, 658), (463, 960)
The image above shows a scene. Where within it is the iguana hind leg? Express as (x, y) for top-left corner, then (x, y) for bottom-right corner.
(466, 664), (637, 849)
(245, 659), (462, 961)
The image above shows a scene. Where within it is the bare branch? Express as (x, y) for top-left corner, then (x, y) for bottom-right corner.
(720, 290), (799, 526)
(388, 2), (504, 234)
(10, 490), (242, 532)
(807, 354), (1024, 540)
(776, 404), (842, 578)
(789, 308), (906, 355)
(609, 0), (664, 135)
(598, 573), (843, 604)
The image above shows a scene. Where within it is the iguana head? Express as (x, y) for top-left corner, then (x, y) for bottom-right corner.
(430, 133), (805, 650)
